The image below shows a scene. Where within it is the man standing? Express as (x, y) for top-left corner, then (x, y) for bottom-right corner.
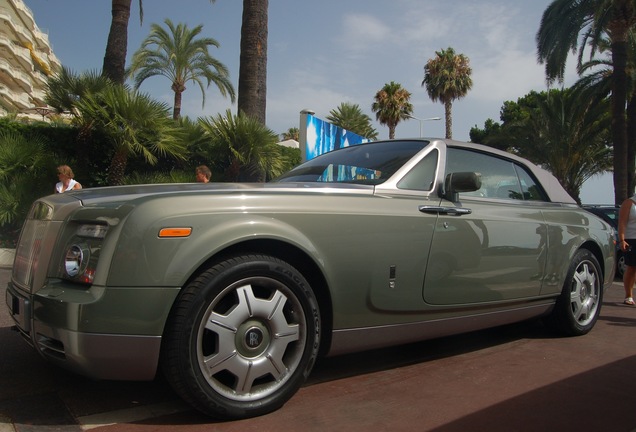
(195, 165), (211, 183)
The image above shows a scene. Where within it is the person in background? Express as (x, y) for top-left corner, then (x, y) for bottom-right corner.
(618, 195), (636, 305)
(195, 165), (211, 183)
(55, 165), (82, 193)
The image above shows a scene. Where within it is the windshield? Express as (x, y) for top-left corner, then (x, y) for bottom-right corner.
(274, 140), (429, 185)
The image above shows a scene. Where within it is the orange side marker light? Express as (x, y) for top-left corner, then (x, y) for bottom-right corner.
(158, 227), (192, 238)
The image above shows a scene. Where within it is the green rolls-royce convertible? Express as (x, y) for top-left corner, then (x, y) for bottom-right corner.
(5, 138), (615, 419)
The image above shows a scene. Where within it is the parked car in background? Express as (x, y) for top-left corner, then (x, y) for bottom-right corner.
(6, 138), (616, 420)
(582, 205), (623, 278)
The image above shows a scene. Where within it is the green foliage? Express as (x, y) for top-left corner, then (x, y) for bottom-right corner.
(0, 117), (28, 135)
(198, 110), (285, 181)
(470, 92), (547, 150)
(422, 47), (473, 104)
(0, 117), (111, 190)
(327, 102), (378, 140)
(122, 169), (192, 185)
(0, 131), (55, 238)
(45, 67), (113, 114)
(475, 88), (612, 203)
(280, 127), (299, 141)
(43, 68), (123, 187)
(278, 145), (301, 172)
(178, 116), (215, 171)
(469, 119), (502, 147)
(74, 85), (188, 185)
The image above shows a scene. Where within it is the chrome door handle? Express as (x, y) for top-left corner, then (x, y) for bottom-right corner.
(418, 206), (472, 216)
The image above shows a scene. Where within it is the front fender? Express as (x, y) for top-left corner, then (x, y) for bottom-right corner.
(107, 212), (325, 288)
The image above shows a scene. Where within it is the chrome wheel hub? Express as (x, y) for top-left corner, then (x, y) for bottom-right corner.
(237, 320), (269, 357)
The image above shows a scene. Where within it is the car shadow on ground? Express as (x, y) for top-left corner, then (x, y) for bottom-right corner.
(307, 319), (551, 386)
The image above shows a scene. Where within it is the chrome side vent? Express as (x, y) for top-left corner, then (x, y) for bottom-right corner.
(36, 334), (66, 360)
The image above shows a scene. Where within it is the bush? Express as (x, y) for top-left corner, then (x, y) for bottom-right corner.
(122, 169), (192, 184)
(0, 130), (55, 246)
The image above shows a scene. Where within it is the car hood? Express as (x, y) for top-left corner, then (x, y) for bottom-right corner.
(56, 182), (376, 206)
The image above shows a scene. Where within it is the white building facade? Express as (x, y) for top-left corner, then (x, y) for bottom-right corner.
(0, 0), (60, 117)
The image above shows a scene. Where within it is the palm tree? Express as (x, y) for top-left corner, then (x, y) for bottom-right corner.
(281, 127), (299, 141)
(575, 33), (636, 196)
(536, 0), (636, 205)
(371, 81), (413, 139)
(45, 68), (114, 172)
(237, 0), (268, 124)
(45, 67), (113, 115)
(326, 102), (378, 140)
(74, 85), (187, 185)
(102, 1), (216, 84)
(422, 47), (473, 139)
(128, 18), (235, 120)
(199, 110), (284, 182)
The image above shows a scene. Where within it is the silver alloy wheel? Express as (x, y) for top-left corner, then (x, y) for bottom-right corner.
(196, 277), (306, 401)
(569, 259), (600, 327)
(617, 254), (626, 279)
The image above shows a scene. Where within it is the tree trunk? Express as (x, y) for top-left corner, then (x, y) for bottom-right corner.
(237, 0), (268, 124)
(107, 147), (128, 186)
(102, 0), (132, 84)
(445, 100), (452, 139)
(611, 39), (629, 205)
(173, 89), (183, 120)
(225, 159), (241, 182)
(75, 124), (93, 181)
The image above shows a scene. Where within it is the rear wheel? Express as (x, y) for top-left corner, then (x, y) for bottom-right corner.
(617, 251), (625, 279)
(545, 249), (603, 336)
(161, 254), (320, 419)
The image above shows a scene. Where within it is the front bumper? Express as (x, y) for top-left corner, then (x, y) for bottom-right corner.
(6, 280), (180, 381)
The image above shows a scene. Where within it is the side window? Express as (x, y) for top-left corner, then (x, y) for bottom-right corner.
(398, 149), (439, 191)
(446, 148), (522, 200)
(514, 165), (548, 201)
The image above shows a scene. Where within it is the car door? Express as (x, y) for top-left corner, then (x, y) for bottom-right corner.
(423, 147), (548, 305)
(368, 148), (442, 312)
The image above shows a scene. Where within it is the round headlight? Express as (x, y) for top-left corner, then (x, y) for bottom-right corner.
(64, 244), (86, 277)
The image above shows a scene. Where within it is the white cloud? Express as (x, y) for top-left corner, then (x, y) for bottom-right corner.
(471, 50), (548, 102)
(337, 13), (392, 54)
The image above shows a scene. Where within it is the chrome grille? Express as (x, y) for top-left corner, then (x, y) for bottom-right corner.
(12, 219), (49, 289)
(12, 201), (53, 290)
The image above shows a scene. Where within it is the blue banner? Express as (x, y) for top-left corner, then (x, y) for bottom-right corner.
(304, 114), (369, 160)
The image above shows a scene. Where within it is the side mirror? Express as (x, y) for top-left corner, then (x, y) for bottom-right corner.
(442, 171), (481, 202)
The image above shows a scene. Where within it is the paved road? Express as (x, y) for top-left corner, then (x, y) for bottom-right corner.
(1, 268), (636, 432)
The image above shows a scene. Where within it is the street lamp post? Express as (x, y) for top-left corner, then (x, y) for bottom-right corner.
(406, 115), (442, 137)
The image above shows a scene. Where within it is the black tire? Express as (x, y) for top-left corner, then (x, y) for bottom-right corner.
(544, 249), (603, 336)
(161, 254), (321, 419)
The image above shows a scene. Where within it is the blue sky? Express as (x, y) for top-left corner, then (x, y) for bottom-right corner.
(25, 0), (612, 203)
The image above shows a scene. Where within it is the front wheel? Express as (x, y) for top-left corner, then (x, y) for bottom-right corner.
(161, 254), (321, 419)
(545, 249), (603, 336)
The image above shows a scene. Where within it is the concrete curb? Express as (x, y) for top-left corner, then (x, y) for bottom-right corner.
(0, 248), (15, 269)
